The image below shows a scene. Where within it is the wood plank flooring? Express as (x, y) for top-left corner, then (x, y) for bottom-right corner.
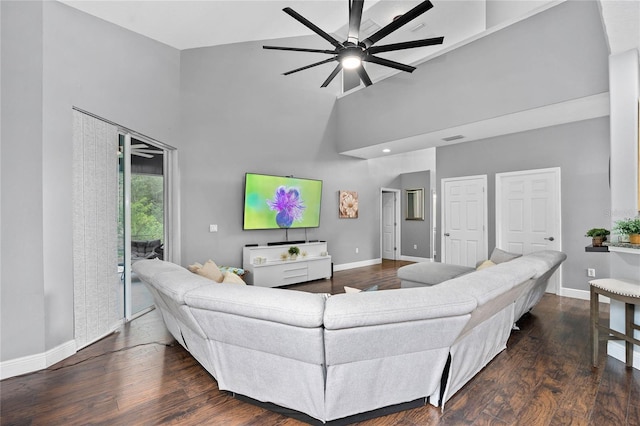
(2, 260), (639, 425)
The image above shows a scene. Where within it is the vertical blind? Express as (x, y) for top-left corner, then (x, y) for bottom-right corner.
(72, 110), (120, 349)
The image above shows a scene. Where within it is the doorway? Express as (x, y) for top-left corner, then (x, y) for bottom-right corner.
(380, 188), (401, 260)
(441, 175), (488, 267)
(118, 134), (171, 318)
(119, 133), (175, 320)
(496, 167), (562, 293)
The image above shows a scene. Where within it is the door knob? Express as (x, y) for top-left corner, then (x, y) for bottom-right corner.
(444, 233), (450, 237)
(544, 236), (555, 241)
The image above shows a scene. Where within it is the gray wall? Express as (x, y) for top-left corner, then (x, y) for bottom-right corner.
(436, 117), (611, 291)
(399, 171), (431, 258)
(178, 39), (430, 269)
(1, 1), (180, 361)
(334, 0), (609, 152)
(1, 0), (46, 360)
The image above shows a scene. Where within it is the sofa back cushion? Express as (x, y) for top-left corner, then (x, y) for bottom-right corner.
(185, 284), (328, 329)
(441, 261), (536, 335)
(324, 285), (476, 330)
(442, 261), (535, 306)
(132, 258), (184, 283)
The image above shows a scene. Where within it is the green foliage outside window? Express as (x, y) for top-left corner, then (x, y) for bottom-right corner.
(118, 173), (164, 261)
(130, 174), (164, 241)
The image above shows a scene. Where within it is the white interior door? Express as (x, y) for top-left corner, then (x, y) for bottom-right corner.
(496, 168), (561, 293)
(442, 176), (488, 267)
(381, 190), (399, 260)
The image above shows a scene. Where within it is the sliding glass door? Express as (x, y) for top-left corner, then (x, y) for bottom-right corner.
(118, 133), (170, 319)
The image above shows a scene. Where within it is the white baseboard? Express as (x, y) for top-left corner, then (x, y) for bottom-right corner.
(559, 287), (590, 301)
(559, 286), (610, 303)
(333, 258), (381, 272)
(0, 339), (76, 380)
(399, 255), (432, 262)
(608, 341), (640, 370)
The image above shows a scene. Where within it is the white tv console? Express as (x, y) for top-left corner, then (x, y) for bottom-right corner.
(242, 242), (331, 287)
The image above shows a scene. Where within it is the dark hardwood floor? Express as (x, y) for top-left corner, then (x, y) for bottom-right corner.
(2, 260), (639, 425)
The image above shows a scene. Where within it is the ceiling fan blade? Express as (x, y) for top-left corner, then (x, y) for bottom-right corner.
(133, 149), (164, 154)
(363, 1), (433, 48)
(321, 64), (343, 88)
(283, 57), (337, 75)
(132, 152), (153, 159)
(364, 55), (416, 73)
(283, 7), (343, 49)
(356, 65), (373, 87)
(368, 36), (444, 54)
(263, 45), (337, 55)
(348, 0), (365, 42)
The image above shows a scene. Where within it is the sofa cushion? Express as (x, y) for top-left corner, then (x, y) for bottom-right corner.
(397, 262), (474, 286)
(152, 269), (214, 304)
(507, 250), (567, 279)
(185, 285), (327, 328)
(489, 248), (522, 264)
(132, 258), (185, 283)
(442, 261), (535, 306)
(324, 286), (476, 330)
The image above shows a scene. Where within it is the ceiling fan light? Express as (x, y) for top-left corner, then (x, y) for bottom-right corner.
(341, 56), (362, 70)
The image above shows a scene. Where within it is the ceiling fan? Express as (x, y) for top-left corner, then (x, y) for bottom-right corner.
(131, 143), (163, 159)
(119, 143), (163, 159)
(263, 0), (444, 88)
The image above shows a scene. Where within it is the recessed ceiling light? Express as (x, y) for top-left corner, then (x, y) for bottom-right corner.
(382, 148), (391, 153)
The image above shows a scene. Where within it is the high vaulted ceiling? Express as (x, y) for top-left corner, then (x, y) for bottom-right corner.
(56, 1), (640, 53)
(57, 1), (638, 158)
(55, 1), (538, 71)
(57, 0), (639, 86)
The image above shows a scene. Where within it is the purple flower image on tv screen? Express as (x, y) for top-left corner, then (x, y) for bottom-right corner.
(266, 186), (306, 228)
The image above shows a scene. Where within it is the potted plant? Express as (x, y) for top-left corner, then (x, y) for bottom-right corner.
(585, 228), (610, 247)
(288, 246), (300, 260)
(613, 216), (640, 244)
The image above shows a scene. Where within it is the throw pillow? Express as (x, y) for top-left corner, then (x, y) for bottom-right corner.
(219, 266), (246, 277)
(490, 248), (522, 264)
(222, 271), (246, 285)
(197, 259), (224, 283)
(476, 259), (496, 270)
(188, 262), (203, 273)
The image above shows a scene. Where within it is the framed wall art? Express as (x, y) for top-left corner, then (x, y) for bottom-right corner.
(339, 190), (358, 219)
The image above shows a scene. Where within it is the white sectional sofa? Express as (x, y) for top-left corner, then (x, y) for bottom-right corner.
(133, 250), (566, 424)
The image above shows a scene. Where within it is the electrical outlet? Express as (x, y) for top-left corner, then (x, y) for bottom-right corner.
(209, 224), (218, 233)
(413, 244), (417, 250)
(355, 247), (359, 254)
(587, 268), (596, 277)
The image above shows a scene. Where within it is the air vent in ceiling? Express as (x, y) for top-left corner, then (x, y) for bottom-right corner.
(442, 135), (465, 142)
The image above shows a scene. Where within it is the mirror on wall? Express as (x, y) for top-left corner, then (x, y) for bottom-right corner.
(405, 188), (424, 220)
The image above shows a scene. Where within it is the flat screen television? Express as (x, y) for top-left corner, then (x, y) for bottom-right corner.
(243, 173), (323, 230)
